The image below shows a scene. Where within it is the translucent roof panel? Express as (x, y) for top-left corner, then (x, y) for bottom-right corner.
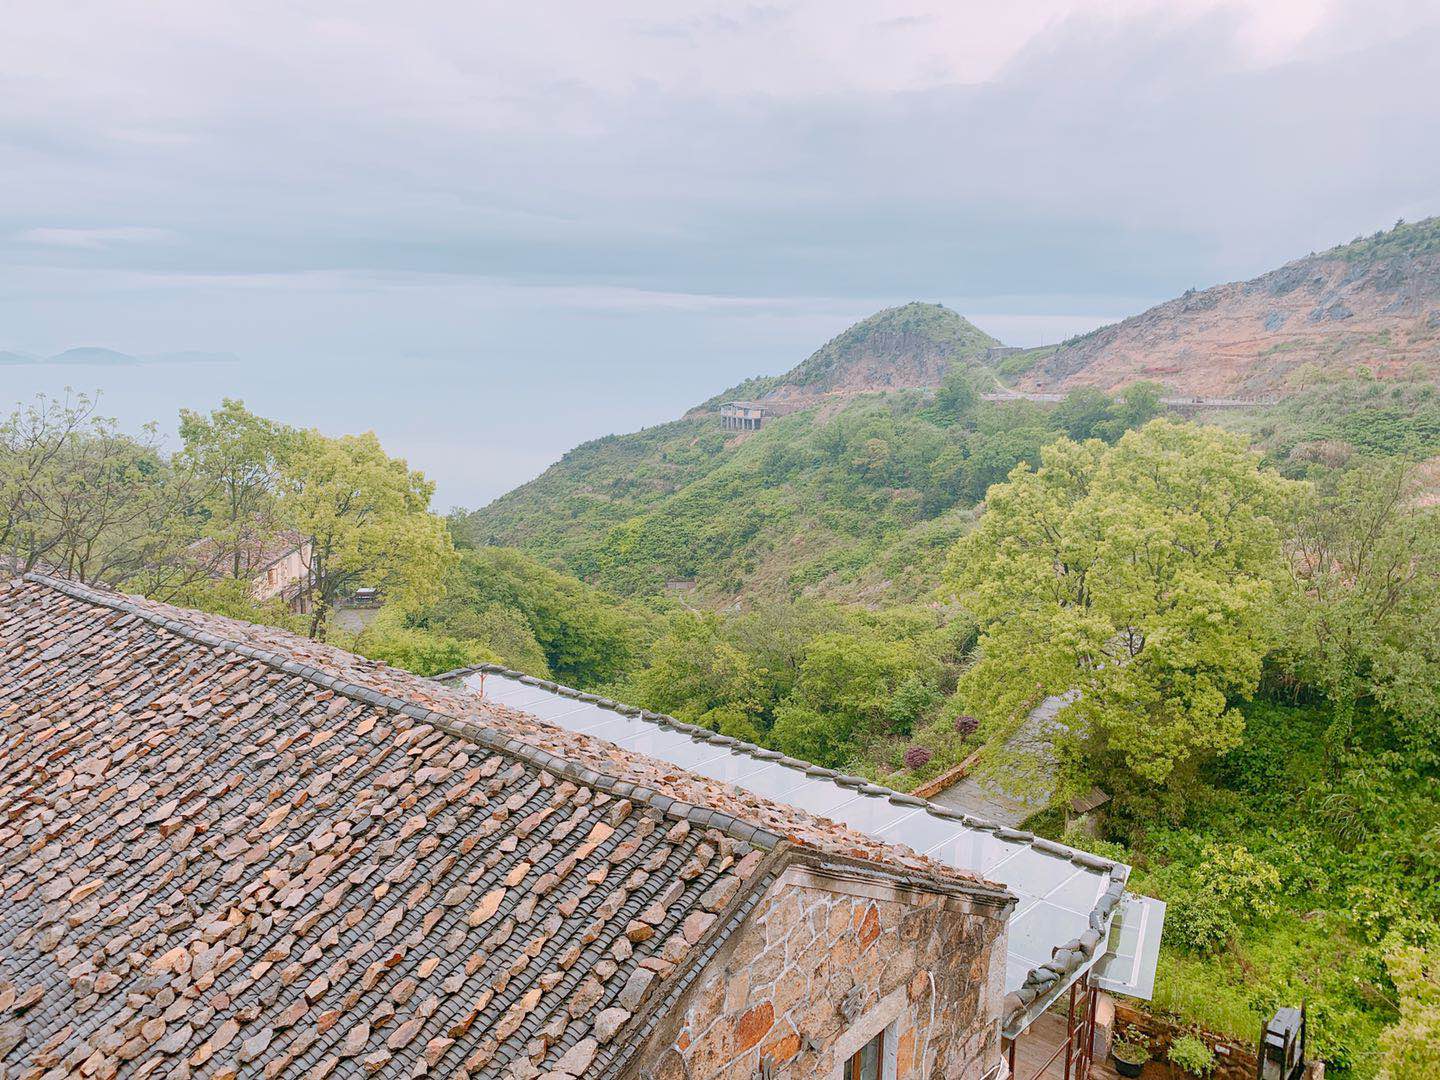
(730, 764), (814, 801)
(828, 797), (923, 836)
(1092, 894), (1166, 1000)
(454, 670), (1149, 1005)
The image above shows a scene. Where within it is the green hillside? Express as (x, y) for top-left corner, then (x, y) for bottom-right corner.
(466, 357), (1163, 604)
(468, 303), (1015, 600)
(465, 393), (981, 602)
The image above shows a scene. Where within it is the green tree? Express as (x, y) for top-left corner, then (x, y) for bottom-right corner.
(350, 606), (499, 677)
(725, 598), (852, 709)
(1052, 387), (1117, 441)
(1099, 380), (1164, 441)
(628, 612), (764, 721)
(1279, 462), (1440, 758)
(0, 392), (201, 591)
(770, 628), (929, 766)
(446, 547), (640, 686)
(948, 420), (1295, 802)
(177, 398), (294, 580)
(279, 429), (455, 639)
(1379, 944), (1440, 1079)
(935, 367), (980, 422)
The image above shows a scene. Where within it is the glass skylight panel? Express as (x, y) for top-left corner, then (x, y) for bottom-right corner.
(610, 725), (705, 759)
(495, 688), (557, 711)
(554, 706), (628, 734)
(830, 797), (922, 835)
(781, 780), (866, 817)
(689, 749), (782, 784)
(557, 714), (637, 742)
(995, 849), (1090, 898)
(464, 675), (528, 705)
(520, 698), (601, 725)
(922, 830), (1021, 875)
(1043, 868), (1108, 914)
(1007, 901), (1087, 967)
(627, 736), (735, 770)
(727, 757), (786, 784)
(1092, 895), (1165, 1000)
(873, 809), (972, 852)
(732, 764), (814, 800)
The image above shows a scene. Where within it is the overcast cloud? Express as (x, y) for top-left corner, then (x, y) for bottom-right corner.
(2, 0), (1438, 506)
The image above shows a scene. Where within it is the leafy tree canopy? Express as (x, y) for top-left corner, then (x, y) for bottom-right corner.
(1278, 462), (1440, 760)
(442, 547), (643, 687)
(279, 428), (455, 639)
(947, 419), (1296, 803)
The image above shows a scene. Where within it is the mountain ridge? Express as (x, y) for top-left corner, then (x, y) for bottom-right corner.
(1016, 217), (1440, 396)
(467, 220), (1440, 602)
(692, 302), (1001, 414)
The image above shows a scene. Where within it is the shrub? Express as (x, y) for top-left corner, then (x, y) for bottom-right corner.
(954, 714), (980, 737)
(1166, 844), (1282, 954)
(1379, 943), (1440, 1079)
(1167, 1034), (1216, 1077)
(904, 745), (933, 769)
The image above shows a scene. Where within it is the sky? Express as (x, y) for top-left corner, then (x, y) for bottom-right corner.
(3, 0), (1439, 509)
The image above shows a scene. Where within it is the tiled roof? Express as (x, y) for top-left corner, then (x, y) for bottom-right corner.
(0, 573), (1006, 1079)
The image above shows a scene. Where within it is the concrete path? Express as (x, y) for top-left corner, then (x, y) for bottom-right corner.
(927, 692), (1074, 827)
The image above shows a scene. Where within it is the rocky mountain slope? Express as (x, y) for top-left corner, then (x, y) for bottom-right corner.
(769, 302), (998, 397)
(693, 303), (1000, 412)
(1017, 217), (1440, 396)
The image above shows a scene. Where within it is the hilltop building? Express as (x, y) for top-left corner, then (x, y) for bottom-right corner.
(720, 401), (769, 431)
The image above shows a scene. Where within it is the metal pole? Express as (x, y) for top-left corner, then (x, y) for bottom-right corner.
(1065, 983), (1076, 1079)
(1084, 982), (1099, 1079)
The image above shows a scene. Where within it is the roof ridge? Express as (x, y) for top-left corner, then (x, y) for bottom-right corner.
(20, 572), (991, 904)
(435, 663), (1124, 874)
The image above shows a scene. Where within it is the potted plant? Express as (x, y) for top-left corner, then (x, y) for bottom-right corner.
(1111, 1026), (1150, 1078)
(1167, 1034), (1216, 1077)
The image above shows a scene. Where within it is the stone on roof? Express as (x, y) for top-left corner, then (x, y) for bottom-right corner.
(0, 573), (1004, 1078)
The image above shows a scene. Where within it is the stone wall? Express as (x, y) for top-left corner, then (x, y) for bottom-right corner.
(632, 862), (1011, 1080)
(1113, 1002), (1258, 1080)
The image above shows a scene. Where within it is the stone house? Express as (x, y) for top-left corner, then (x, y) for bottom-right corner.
(0, 573), (1018, 1079)
(249, 533), (312, 609)
(190, 527), (314, 612)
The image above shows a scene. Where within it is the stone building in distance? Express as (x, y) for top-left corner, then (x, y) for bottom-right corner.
(0, 573), (1017, 1079)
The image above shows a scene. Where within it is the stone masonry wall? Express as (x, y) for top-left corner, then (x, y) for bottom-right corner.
(631, 863), (1011, 1080)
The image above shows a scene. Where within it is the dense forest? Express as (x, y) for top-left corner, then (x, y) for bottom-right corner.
(5, 350), (1439, 1075)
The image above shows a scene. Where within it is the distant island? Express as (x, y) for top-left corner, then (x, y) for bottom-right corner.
(0, 347), (240, 366)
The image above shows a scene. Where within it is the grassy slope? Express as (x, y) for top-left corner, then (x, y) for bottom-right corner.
(468, 303), (1009, 604)
(470, 391), (979, 604)
(1123, 698), (1428, 1076)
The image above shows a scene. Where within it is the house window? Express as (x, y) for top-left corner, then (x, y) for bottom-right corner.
(843, 1030), (885, 1080)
